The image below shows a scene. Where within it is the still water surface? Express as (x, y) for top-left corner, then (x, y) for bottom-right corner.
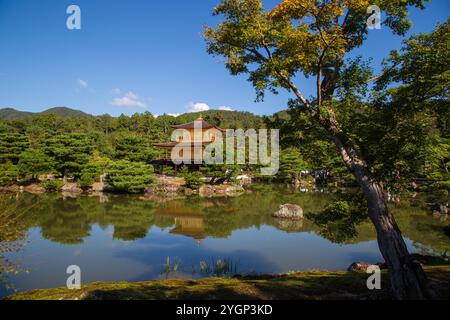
(1, 184), (448, 298)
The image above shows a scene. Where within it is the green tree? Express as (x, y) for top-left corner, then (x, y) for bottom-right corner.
(79, 164), (102, 189)
(79, 153), (112, 188)
(17, 148), (54, 180)
(105, 160), (155, 194)
(265, 108), (345, 181)
(114, 132), (154, 163)
(0, 133), (29, 164)
(0, 163), (18, 186)
(42, 133), (94, 179)
(41, 180), (64, 192)
(204, 0), (438, 299)
(183, 171), (205, 189)
(278, 147), (309, 183)
(201, 164), (240, 184)
(369, 21), (450, 194)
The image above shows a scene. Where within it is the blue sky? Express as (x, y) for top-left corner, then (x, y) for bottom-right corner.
(0, 0), (448, 117)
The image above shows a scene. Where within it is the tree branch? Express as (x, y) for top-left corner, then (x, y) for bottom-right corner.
(317, 49), (327, 108)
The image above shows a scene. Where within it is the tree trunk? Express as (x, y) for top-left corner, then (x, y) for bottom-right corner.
(287, 81), (435, 299)
(330, 133), (436, 300)
(354, 162), (435, 299)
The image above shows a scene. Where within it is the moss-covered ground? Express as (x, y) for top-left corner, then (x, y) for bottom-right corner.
(6, 266), (450, 300)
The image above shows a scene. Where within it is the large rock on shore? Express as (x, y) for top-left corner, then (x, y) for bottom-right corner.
(199, 184), (245, 198)
(61, 183), (82, 193)
(236, 175), (252, 186)
(273, 204), (303, 220)
(24, 184), (45, 194)
(150, 175), (185, 193)
(38, 174), (56, 182)
(347, 262), (386, 272)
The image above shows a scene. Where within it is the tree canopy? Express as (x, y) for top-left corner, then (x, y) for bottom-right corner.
(204, 0), (446, 299)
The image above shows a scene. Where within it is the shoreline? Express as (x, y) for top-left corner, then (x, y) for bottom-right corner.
(6, 265), (450, 300)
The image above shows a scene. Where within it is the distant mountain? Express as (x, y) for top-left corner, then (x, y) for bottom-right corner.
(0, 108), (34, 120)
(39, 107), (90, 118)
(0, 107), (266, 127)
(0, 107), (91, 120)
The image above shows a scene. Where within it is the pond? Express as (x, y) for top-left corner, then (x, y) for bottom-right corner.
(0, 184), (449, 298)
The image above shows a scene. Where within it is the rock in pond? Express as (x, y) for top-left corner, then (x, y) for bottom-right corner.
(347, 262), (388, 272)
(273, 204), (303, 220)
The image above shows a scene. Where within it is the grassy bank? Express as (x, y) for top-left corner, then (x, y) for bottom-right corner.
(7, 266), (450, 300)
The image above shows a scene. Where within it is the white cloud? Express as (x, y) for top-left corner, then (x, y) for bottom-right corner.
(186, 102), (210, 113)
(154, 113), (180, 118)
(78, 79), (88, 88)
(219, 106), (234, 111)
(186, 102), (235, 113)
(111, 91), (146, 108)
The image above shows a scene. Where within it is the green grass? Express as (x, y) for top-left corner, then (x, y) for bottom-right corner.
(6, 266), (450, 300)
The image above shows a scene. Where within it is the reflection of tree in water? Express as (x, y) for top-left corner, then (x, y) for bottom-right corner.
(7, 186), (336, 244)
(307, 190), (369, 244)
(155, 185), (335, 238)
(0, 194), (31, 290)
(16, 194), (160, 243)
(2, 185), (449, 255)
(34, 198), (92, 244)
(392, 200), (450, 255)
(306, 190), (450, 255)
(104, 199), (158, 241)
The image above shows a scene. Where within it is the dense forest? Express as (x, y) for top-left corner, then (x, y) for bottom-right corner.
(0, 108), (269, 192)
(0, 98), (448, 200)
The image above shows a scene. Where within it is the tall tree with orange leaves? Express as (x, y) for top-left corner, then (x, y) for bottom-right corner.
(204, 0), (437, 299)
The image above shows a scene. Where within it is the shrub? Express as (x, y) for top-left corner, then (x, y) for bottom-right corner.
(17, 148), (54, 179)
(201, 164), (240, 184)
(104, 160), (154, 194)
(114, 133), (154, 163)
(79, 173), (96, 189)
(78, 153), (112, 188)
(0, 163), (18, 186)
(183, 172), (204, 190)
(79, 165), (101, 188)
(41, 180), (63, 192)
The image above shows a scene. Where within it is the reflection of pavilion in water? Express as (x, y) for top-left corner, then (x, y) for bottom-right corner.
(170, 215), (205, 246)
